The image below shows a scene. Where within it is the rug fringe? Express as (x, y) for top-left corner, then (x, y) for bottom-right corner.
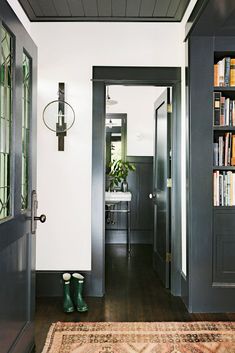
(41, 323), (56, 353)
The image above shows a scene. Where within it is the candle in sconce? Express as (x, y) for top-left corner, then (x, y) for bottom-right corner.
(58, 110), (63, 126)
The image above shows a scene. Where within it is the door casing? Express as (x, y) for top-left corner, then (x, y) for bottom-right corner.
(91, 66), (181, 297)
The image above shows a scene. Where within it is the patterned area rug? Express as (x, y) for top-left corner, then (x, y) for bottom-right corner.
(42, 322), (235, 353)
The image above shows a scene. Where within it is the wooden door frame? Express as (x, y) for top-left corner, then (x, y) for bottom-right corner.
(91, 66), (182, 297)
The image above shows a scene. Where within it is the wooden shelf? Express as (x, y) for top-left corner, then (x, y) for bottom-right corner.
(213, 206), (235, 210)
(213, 166), (235, 170)
(213, 126), (235, 131)
(214, 87), (235, 91)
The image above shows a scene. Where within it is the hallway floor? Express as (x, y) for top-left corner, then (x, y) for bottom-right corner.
(35, 244), (235, 352)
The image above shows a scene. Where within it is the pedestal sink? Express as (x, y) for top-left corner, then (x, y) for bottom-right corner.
(105, 191), (132, 205)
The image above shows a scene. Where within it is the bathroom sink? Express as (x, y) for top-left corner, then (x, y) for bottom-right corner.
(105, 191), (132, 205)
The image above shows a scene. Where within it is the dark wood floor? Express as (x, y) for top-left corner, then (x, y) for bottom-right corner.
(35, 244), (235, 352)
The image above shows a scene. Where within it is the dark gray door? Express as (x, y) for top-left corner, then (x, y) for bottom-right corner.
(0, 1), (39, 352)
(151, 88), (171, 288)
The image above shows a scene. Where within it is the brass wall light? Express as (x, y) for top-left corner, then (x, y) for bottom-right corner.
(42, 83), (75, 151)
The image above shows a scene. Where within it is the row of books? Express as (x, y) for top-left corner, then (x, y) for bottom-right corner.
(213, 92), (235, 126)
(213, 171), (235, 206)
(214, 57), (235, 86)
(213, 133), (235, 166)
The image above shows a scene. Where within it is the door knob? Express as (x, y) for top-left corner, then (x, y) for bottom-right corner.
(31, 191), (46, 234)
(34, 214), (46, 223)
(149, 193), (156, 199)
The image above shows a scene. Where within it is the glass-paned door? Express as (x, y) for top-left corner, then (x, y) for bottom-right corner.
(0, 26), (12, 220)
(0, 1), (38, 352)
(21, 52), (31, 210)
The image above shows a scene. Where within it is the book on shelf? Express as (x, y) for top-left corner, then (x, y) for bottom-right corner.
(231, 59), (235, 86)
(213, 92), (235, 126)
(213, 170), (235, 206)
(214, 57), (235, 86)
(213, 132), (235, 166)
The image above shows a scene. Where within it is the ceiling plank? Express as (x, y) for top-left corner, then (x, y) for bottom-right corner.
(22, 0), (44, 16)
(37, 0), (58, 16)
(175, 0), (190, 21)
(54, 0), (71, 16)
(18, 0), (39, 18)
(112, 0), (126, 17)
(82, 0), (98, 16)
(67, 0), (85, 16)
(166, 0), (181, 17)
(126, 0), (141, 17)
(139, 0), (156, 17)
(18, 0), (190, 21)
(153, 0), (171, 17)
(97, 0), (112, 17)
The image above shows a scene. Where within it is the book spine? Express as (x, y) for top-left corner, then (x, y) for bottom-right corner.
(219, 59), (225, 86)
(213, 92), (221, 125)
(213, 172), (217, 206)
(230, 101), (233, 126)
(221, 96), (225, 125)
(233, 101), (235, 126)
(226, 98), (230, 126)
(225, 57), (231, 86)
(230, 58), (235, 86)
(225, 133), (229, 166)
(229, 133), (232, 165)
(231, 134), (235, 166)
(214, 64), (219, 86)
(233, 174), (235, 206)
(223, 172), (226, 206)
(213, 142), (219, 166)
(228, 171), (231, 206)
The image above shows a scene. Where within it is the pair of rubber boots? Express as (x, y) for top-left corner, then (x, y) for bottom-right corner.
(63, 273), (88, 313)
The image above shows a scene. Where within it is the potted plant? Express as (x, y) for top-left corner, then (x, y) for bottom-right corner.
(108, 159), (136, 192)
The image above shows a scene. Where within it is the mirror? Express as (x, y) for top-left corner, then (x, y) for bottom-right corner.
(105, 114), (127, 174)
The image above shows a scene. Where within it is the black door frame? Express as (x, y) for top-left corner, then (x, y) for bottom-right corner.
(91, 66), (182, 297)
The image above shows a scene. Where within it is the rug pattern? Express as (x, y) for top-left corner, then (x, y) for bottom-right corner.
(42, 322), (235, 353)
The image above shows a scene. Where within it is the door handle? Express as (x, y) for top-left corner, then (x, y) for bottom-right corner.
(149, 193), (156, 199)
(34, 214), (46, 223)
(31, 190), (46, 234)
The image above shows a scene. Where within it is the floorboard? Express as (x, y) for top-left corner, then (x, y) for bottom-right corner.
(35, 244), (235, 352)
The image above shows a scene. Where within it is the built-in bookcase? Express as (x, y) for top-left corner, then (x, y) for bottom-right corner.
(213, 54), (235, 207)
(187, 34), (235, 312)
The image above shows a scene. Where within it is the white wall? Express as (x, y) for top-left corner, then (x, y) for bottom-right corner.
(29, 22), (184, 270)
(107, 85), (165, 156)
(6, 0), (199, 274)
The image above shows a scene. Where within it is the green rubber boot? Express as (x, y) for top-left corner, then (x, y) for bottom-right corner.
(72, 273), (88, 312)
(62, 273), (75, 313)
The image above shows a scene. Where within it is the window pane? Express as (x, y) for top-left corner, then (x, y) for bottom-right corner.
(0, 26), (13, 220)
(21, 53), (31, 210)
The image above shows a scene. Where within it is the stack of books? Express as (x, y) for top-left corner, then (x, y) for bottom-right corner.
(213, 133), (235, 166)
(213, 171), (235, 206)
(214, 57), (235, 86)
(213, 92), (235, 126)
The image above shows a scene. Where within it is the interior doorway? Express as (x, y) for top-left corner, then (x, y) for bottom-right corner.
(104, 85), (171, 292)
(91, 66), (182, 298)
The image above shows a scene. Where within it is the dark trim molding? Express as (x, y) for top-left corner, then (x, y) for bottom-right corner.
(36, 271), (92, 297)
(92, 66), (182, 297)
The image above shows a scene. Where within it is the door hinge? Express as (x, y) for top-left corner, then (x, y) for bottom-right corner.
(167, 104), (172, 113)
(167, 178), (172, 188)
(166, 252), (172, 263)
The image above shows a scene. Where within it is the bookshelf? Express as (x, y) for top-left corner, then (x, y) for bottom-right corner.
(186, 27), (235, 313)
(213, 58), (235, 207)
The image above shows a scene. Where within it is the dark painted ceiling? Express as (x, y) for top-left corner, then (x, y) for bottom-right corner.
(18, 0), (190, 22)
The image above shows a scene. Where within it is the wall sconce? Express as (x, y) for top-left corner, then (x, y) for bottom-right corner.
(42, 83), (75, 151)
